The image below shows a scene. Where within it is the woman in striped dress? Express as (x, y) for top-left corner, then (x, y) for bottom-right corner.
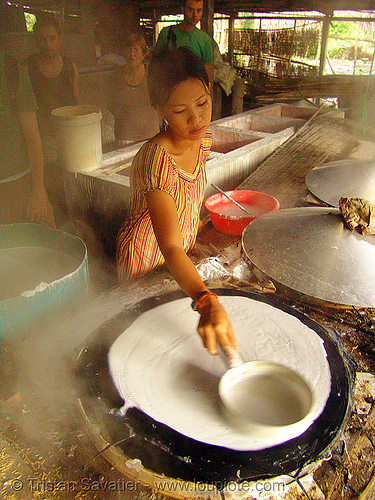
(116, 47), (237, 360)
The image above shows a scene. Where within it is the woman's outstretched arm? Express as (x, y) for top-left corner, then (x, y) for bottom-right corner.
(146, 188), (237, 359)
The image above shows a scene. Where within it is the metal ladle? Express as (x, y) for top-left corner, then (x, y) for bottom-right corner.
(211, 184), (253, 217)
(218, 348), (315, 439)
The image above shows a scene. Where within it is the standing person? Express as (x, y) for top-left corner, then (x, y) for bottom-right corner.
(26, 14), (80, 164)
(116, 47), (237, 360)
(0, 50), (55, 226)
(154, 0), (213, 82)
(110, 33), (160, 148)
(25, 14), (80, 225)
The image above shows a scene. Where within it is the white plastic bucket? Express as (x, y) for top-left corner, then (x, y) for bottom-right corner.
(52, 105), (102, 173)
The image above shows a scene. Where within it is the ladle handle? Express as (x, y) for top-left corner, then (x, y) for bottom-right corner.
(211, 184), (252, 216)
(218, 345), (244, 369)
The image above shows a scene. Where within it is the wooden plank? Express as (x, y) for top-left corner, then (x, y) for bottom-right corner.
(238, 113), (361, 208)
(358, 474), (375, 500)
(319, 15), (331, 77)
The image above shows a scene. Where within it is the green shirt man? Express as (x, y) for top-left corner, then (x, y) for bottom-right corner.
(154, 0), (213, 82)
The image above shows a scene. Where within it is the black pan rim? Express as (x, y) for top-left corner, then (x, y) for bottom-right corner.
(75, 288), (355, 486)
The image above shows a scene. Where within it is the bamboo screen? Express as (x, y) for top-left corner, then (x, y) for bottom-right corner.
(233, 21), (321, 83)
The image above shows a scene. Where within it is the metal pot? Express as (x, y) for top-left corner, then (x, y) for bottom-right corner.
(219, 350), (314, 441)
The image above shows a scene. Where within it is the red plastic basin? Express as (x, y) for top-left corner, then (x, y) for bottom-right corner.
(204, 190), (280, 235)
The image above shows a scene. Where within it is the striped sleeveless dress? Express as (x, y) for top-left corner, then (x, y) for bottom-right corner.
(116, 131), (212, 280)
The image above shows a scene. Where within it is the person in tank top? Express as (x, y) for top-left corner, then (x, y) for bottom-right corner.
(109, 33), (160, 148)
(25, 14), (80, 163)
(25, 14), (80, 225)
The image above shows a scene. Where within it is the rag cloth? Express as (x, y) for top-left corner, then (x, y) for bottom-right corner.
(339, 197), (375, 235)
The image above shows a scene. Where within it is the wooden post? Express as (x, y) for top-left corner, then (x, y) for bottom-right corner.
(80, 0), (97, 66)
(231, 77), (246, 115)
(201, 0), (214, 38)
(228, 14), (235, 66)
(353, 22), (360, 74)
(60, 0), (66, 34)
(255, 18), (262, 83)
(287, 19), (297, 76)
(319, 14), (331, 76)
(152, 9), (158, 45)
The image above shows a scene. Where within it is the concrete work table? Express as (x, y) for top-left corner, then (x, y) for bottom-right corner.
(63, 103), (343, 256)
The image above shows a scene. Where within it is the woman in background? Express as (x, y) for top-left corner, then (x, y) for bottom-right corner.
(110, 33), (160, 148)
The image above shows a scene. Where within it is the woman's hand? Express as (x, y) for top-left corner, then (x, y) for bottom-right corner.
(197, 294), (238, 361)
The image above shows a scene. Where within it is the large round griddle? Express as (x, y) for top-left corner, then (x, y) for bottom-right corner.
(108, 295), (331, 452)
(242, 207), (375, 308)
(75, 289), (353, 488)
(305, 158), (375, 207)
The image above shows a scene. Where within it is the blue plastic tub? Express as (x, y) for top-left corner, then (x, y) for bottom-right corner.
(0, 223), (89, 336)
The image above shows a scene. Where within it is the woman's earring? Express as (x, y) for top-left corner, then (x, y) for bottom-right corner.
(163, 119), (169, 130)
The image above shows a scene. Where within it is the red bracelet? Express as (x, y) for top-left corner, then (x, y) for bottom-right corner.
(191, 291), (218, 312)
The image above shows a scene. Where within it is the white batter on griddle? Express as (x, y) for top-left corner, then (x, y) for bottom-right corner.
(108, 296), (331, 451)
